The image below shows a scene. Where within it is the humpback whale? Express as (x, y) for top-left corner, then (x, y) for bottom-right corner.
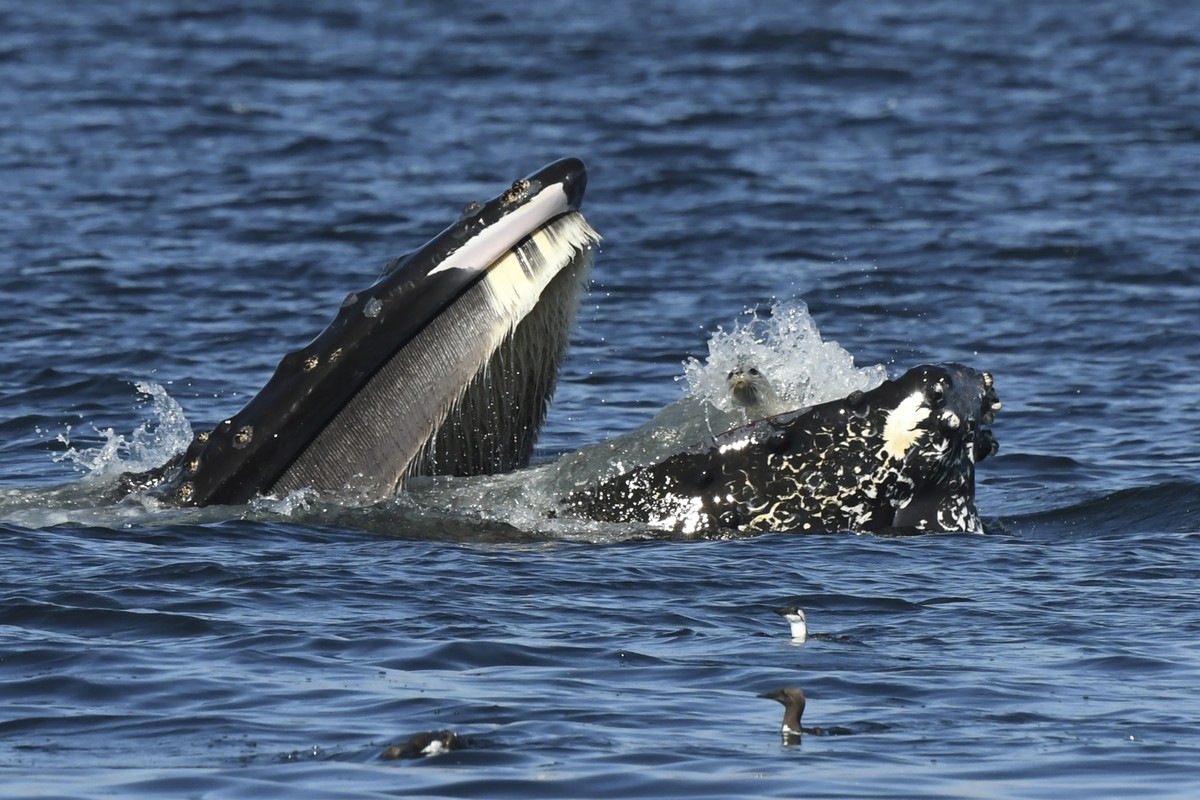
(113, 157), (1000, 536)
(563, 364), (1000, 535)
(123, 158), (600, 506)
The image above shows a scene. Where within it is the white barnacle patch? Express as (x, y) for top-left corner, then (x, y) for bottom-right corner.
(881, 390), (930, 460)
(233, 425), (254, 448)
(501, 178), (533, 205)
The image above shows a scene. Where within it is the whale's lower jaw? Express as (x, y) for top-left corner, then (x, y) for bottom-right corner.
(142, 158), (599, 507)
(562, 363), (1000, 536)
(270, 213), (597, 504)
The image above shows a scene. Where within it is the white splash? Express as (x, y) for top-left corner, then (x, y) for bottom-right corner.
(53, 382), (194, 482)
(0, 383), (198, 528)
(681, 300), (886, 416)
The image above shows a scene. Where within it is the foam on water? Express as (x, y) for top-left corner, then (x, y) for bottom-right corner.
(542, 300), (886, 485)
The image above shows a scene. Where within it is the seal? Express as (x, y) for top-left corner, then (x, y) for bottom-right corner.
(726, 364), (787, 422)
(563, 364), (1000, 535)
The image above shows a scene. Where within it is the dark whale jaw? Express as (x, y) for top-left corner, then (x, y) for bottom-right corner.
(563, 363), (1001, 535)
(140, 158), (599, 507)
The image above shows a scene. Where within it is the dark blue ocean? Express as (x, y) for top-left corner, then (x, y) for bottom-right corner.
(2, 1), (1199, 797)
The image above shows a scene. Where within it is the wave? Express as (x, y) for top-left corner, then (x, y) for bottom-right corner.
(1006, 481), (1200, 537)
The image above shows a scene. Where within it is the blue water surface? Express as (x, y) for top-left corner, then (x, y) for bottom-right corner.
(2, 1), (1199, 798)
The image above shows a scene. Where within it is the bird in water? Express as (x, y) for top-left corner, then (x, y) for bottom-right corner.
(758, 686), (808, 743)
(772, 605), (854, 644)
(380, 729), (466, 760)
(774, 604), (808, 643)
(726, 364), (787, 422)
(759, 687), (853, 741)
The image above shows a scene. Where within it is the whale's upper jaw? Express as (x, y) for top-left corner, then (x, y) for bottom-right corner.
(563, 363), (1001, 536)
(379, 157), (589, 281)
(156, 158), (598, 507)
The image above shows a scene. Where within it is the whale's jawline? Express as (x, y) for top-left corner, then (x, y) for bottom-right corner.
(154, 158), (598, 507)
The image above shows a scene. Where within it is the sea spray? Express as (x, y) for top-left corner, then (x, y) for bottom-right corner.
(681, 300), (886, 414)
(51, 382), (194, 482)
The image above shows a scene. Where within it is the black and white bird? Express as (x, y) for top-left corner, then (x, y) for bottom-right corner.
(380, 730), (466, 760)
(773, 604), (808, 643)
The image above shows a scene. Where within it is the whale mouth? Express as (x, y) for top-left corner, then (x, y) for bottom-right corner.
(156, 158), (600, 507)
(563, 363), (1001, 536)
(112, 157), (999, 535)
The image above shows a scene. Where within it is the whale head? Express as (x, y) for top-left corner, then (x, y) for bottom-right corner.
(564, 362), (1000, 535)
(157, 158), (599, 506)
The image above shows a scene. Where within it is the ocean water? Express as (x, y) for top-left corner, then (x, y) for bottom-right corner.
(2, 1), (1199, 797)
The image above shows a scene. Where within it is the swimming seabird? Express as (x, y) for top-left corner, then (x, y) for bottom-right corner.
(758, 686), (807, 742)
(773, 604), (808, 643)
(380, 730), (465, 760)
